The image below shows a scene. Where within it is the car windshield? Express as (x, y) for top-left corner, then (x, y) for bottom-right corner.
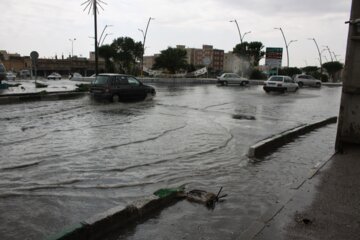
(269, 76), (283, 82)
(93, 75), (110, 85)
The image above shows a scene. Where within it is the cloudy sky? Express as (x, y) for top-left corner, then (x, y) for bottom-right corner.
(0, 0), (352, 67)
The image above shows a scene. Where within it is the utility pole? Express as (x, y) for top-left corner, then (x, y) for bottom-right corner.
(94, 2), (98, 75)
(82, 0), (106, 76)
(335, 0), (360, 150)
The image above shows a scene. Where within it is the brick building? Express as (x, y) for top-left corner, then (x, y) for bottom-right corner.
(0, 50), (105, 77)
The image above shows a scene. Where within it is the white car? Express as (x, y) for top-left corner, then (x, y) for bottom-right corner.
(263, 75), (299, 93)
(293, 74), (321, 88)
(47, 72), (61, 80)
(217, 73), (249, 86)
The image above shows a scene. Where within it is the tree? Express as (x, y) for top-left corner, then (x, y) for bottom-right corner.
(153, 47), (187, 74)
(233, 41), (265, 66)
(278, 67), (302, 77)
(302, 66), (319, 75)
(322, 61), (343, 82)
(98, 37), (143, 74)
(111, 37), (143, 74)
(98, 45), (115, 72)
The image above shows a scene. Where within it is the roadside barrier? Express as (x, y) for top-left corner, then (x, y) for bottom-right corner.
(248, 116), (338, 158)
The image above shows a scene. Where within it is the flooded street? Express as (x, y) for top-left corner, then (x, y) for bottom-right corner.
(0, 84), (341, 239)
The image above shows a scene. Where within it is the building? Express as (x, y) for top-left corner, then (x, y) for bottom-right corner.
(223, 52), (251, 76)
(0, 50), (105, 77)
(190, 45), (224, 72)
(143, 55), (158, 70)
(143, 45), (224, 73)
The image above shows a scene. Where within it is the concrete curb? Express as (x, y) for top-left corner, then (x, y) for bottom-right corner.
(248, 116), (338, 158)
(47, 192), (183, 240)
(0, 91), (87, 104)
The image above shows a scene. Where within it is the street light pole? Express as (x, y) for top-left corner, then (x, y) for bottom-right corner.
(308, 38), (323, 74)
(69, 38), (76, 57)
(99, 24), (113, 46)
(275, 27), (296, 68)
(139, 17), (154, 76)
(100, 33), (113, 46)
(230, 19), (251, 44)
(82, 0), (107, 76)
(324, 45), (334, 62)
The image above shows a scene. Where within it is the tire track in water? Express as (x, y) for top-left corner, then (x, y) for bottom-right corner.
(0, 161), (44, 171)
(0, 133), (47, 146)
(202, 102), (233, 110)
(50, 116), (146, 134)
(0, 154), (61, 172)
(36, 123), (188, 163)
(103, 127), (234, 173)
(10, 179), (84, 192)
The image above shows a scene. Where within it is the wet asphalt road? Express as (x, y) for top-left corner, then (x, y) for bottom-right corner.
(0, 83), (341, 239)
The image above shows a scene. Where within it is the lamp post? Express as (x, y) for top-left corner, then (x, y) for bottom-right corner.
(69, 38), (76, 57)
(82, 0), (107, 76)
(230, 19), (251, 43)
(323, 45), (334, 62)
(100, 33), (113, 46)
(308, 38), (323, 74)
(332, 52), (340, 61)
(139, 17), (154, 76)
(274, 27), (296, 68)
(99, 24), (113, 46)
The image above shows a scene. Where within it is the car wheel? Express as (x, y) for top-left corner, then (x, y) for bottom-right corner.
(112, 94), (119, 102)
(298, 82), (304, 88)
(240, 81), (245, 86)
(264, 89), (270, 93)
(224, 81), (228, 86)
(316, 82), (321, 88)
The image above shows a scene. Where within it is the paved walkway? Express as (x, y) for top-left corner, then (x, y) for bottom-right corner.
(242, 144), (360, 240)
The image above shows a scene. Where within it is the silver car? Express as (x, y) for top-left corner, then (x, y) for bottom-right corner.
(293, 74), (321, 88)
(217, 73), (249, 86)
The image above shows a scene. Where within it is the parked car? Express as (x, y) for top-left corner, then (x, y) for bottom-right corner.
(19, 69), (31, 78)
(47, 72), (62, 80)
(69, 72), (83, 81)
(90, 73), (156, 102)
(217, 73), (249, 86)
(6, 72), (16, 80)
(0, 63), (6, 81)
(263, 75), (299, 93)
(293, 74), (321, 88)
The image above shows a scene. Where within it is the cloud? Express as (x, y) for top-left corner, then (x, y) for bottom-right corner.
(0, 0), (353, 66)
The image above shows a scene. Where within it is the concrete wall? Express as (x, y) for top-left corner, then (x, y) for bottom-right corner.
(336, 0), (360, 148)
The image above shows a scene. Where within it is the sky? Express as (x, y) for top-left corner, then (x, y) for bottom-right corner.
(0, 0), (352, 67)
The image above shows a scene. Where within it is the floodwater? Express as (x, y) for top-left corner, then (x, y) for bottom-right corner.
(0, 84), (341, 239)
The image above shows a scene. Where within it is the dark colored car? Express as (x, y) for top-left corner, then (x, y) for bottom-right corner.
(90, 73), (156, 102)
(0, 63), (6, 81)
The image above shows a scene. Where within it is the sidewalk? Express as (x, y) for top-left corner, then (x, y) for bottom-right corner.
(244, 144), (360, 240)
